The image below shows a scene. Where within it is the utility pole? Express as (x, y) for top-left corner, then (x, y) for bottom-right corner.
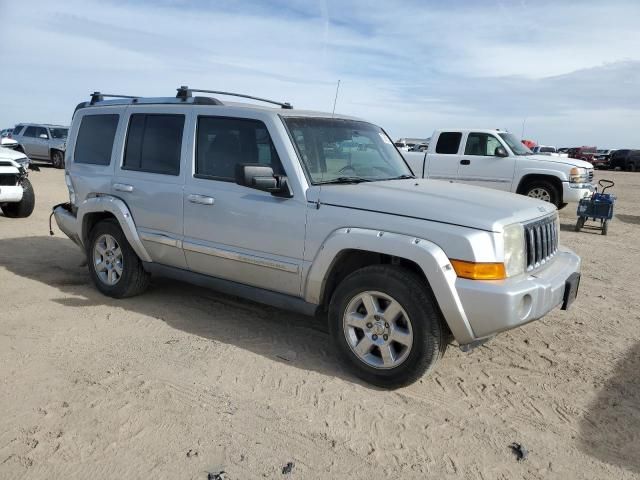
(521, 118), (527, 138)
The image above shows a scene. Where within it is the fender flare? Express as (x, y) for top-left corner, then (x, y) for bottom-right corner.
(304, 227), (476, 344)
(77, 195), (152, 262)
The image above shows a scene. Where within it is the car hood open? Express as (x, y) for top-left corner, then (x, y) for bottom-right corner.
(312, 179), (555, 232)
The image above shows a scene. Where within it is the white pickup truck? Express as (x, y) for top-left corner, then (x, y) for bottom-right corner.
(403, 129), (594, 208)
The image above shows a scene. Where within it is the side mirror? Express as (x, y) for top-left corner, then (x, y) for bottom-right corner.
(39, 133), (48, 139)
(235, 164), (292, 198)
(494, 146), (509, 157)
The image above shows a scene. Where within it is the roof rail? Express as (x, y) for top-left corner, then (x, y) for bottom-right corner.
(176, 86), (293, 109)
(90, 92), (139, 105)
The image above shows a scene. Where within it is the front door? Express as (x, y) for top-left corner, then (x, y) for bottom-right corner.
(183, 115), (306, 297)
(456, 132), (516, 191)
(112, 106), (191, 269)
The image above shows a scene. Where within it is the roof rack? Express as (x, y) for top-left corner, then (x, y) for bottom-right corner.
(176, 86), (293, 109)
(90, 92), (139, 105)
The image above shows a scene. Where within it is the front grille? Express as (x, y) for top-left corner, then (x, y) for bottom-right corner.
(524, 215), (559, 271)
(0, 174), (18, 186)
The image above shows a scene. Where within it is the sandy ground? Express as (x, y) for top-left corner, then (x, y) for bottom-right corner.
(0, 166), (639, 480)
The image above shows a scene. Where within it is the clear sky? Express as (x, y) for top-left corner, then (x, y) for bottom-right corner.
(1, 0), (638, 148)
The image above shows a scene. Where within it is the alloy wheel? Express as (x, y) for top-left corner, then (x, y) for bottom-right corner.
(343, 290), (413, 369)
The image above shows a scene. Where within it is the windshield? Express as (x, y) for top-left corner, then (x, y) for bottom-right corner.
(283, 117), (413, 184)
(498, 132), (532, 155)
(540, 147), (555, 153)
(50, 128), (68, 139)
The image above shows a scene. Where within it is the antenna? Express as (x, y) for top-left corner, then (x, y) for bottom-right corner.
(332, 80), (341, 116)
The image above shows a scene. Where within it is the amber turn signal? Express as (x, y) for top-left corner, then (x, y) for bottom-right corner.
(450, 260), (507, 280)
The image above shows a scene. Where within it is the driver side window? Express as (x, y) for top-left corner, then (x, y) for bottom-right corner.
(465, 133), (503, 156)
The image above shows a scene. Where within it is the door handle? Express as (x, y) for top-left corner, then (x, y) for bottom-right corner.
(188, 194), (215, 205)
(114, 183), (134, 192)
(460, 159), (471, 165)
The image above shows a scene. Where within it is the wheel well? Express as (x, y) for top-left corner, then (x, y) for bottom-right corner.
(516, 174), (563, 200)
(49, 148), (63, 159)
(319, 249), (429, 308)
(82, 211), (117, 244)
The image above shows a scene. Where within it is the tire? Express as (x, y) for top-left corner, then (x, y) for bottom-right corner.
(87, 219), (150, 298)
(51, 150), (65, 169)
(602, 220), (608, 235)
(328, 265), (447, 388)
(575, 216), (585, 232)
(523, 180), (560, 208)
(0, 178), (35, 218)
(628, 163), (636, 172)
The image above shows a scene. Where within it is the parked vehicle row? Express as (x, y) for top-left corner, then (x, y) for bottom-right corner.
(51, 87), (581, 388)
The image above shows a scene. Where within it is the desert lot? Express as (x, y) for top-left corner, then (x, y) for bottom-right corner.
(1, 167), (639, 479)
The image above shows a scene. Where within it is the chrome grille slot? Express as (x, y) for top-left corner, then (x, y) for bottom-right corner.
(524, 215), (559, 271)
(588, 169), (594, 182)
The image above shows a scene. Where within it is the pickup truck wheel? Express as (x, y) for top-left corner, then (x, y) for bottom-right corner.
(87, 220), (150, 298)
(0, 178), (35, 218)
(51, 150), (64, 169)
(329, 265), (447, 388)
(524, 180), (559, 207)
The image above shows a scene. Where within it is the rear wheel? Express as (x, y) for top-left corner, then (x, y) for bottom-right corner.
(87, 219), (150, 298)
(602, 220), (609, 235)
(0, 178), (35, 218)
(524, 180), (560, 208)
(51, 150), (65, 169)
(575, 216), (585, 232)
(328, 265), (447, 388)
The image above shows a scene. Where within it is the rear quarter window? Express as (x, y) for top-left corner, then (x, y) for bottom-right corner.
(435, 132), (462, 154)
(74, 114), (119, 166)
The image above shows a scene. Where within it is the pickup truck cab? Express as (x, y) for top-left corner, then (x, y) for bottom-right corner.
(403, 129), (594, 208)
(53, 91), (581, 388)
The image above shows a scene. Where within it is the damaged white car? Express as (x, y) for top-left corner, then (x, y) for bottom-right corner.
(0, 145), (35, 218)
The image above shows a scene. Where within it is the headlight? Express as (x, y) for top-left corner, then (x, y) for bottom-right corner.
(569, 167), (589, 183)
(65, 172), (76, 205)
(503, 223), (525, 277)
(16, 156), (29, 167)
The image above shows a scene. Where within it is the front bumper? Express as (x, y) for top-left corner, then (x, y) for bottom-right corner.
(562, 181), (594, 203)
(455, 248), (581, 340)
(0, 185), (23, 202)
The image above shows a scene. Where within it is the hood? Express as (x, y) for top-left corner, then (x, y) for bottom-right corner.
(313, 179), (555, 232)
(526, 154), (593, 169)
(0, 146), (28, 162)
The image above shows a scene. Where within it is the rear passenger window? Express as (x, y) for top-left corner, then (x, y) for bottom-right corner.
(23, 126), (37, 138)
(196, 117), (283, 180)
(75, 114), (119, 166)
(435, 132), (462, 154)
(123, 114), (184, 176)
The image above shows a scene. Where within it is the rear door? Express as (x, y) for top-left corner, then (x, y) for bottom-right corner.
(112, 106), (191, 269)
(20, 126), (39, 157)
(425, 131), (463, 181)
(456, 132), (515, 191)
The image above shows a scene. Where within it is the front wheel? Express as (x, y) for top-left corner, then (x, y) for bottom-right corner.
(575, 216), (585, 232)
(524, 180), (560, 208)
(87, 219), (150, 298)
(0, 178), (35, 218)
(328, 265), (447, 388)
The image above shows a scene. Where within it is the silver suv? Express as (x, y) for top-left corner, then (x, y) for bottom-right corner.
(13, 123), (68, 168)
(53, 87), (581, 387)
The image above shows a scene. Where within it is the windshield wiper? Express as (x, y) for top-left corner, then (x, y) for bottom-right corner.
(383, 174), (415, 180)
(318, 176), (373, 185)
